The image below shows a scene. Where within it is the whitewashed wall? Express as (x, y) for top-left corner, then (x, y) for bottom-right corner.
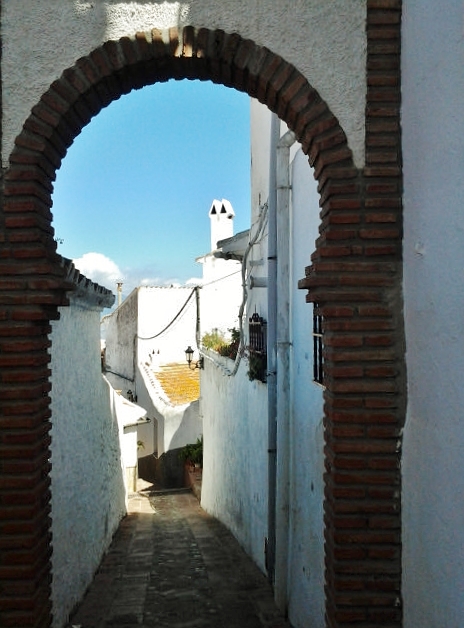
(198, 254), (243, 339)
(201, 100), (324, 628)
(50, 293), (125, 628)
(137, 286), (198, 365)
(401, 1), (464, 625)
(2, 0), (367, 168)
(104, 286), (202, 458)
(286, 149), (324, 628)
(200, 350), (269, 572)
(137, 286), (200, 457)
(104, 288), (138, 384)
(138, 363), (202, 456)
(200, 103), (270, 564)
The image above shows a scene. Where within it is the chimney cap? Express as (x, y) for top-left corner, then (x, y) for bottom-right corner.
(209, 198), (235, 218)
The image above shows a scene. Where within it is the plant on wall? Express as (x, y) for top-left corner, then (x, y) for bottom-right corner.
(202, 329), (227, 352)
(247, 351), (267, 383)
(179, 436), (203, 467)
(247, 312), (267, 383)
(202, 327), (240, 360)
(217, 327), (240, 360)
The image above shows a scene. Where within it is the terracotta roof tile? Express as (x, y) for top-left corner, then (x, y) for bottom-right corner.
(154, 363), (200, 405)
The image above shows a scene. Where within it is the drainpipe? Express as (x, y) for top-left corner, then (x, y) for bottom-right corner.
(266, 113), (280, 585)
(274, 128), (296, 611)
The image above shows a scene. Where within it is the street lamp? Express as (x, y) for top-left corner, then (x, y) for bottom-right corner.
(185, 345), (204, 370)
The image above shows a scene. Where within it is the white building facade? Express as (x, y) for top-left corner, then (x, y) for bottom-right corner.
(49, 261), (126, 628)
(1, 3), (464, 628)
(200, 102), (325, 627)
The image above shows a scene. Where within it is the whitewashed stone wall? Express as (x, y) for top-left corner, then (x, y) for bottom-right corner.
(200, 350), (269, 572)
(198, 253), (243, 340)
(137, 286), (198, 365)
(138, 363), (202, 455)
(201, 101), (324, 628)
(401, 1), (464, 625)
(2, 0), (367, 169)
(49, 267), (125, 628)
(104, 288), (138, 383)
(103, 286), (202, 458)
(286, 149), (324, 628)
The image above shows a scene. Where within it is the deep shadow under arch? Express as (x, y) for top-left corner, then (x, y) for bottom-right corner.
(0, 23), (404, 628)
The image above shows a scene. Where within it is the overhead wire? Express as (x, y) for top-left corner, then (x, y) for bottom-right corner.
(136, 287), (197, 341)
(229, 201), (269, 377)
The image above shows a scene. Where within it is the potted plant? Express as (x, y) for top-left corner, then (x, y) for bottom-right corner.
(179, 436), (203, 468)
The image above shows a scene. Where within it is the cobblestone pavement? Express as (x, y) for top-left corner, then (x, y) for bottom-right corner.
(67, 490), (292, 628)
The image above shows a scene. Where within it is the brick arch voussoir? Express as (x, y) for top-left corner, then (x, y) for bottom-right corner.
(4, 24), (362, 347)
(6, 25), (357, 242)
(3, 21), (363, 385)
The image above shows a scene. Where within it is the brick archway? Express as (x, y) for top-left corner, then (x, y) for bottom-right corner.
(0, 11), (404, 628)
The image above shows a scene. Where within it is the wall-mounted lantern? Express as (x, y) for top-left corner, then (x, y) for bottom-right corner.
(185, 345), (204, 370)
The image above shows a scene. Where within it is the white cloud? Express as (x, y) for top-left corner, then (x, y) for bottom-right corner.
(73, 252), (122, 291)
(73, 252), (203, 299)
(185, 277), (203, 286)
(72, 253), (204, 307)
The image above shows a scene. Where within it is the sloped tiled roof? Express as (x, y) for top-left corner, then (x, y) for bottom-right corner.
(153, 363), (200, 406)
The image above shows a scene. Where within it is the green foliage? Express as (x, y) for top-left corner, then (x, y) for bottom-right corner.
(202, 329), (227, 352)
(203, 327), (240, 360)
(247, 352), (267, 383)
(179, 436), (203, 465)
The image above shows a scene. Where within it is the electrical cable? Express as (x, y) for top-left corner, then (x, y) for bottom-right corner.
(200, 269), (242, 287)
(136, 287), (197, 341)
(229, 201), (269, 377)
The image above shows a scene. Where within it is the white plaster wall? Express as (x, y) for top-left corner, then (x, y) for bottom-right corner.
(139, 362), (202, 455)
(2, 0), (366, 168)
(137, 286), (198, 364)
(287, 148), (324, 628)
(200, 350), (269, 573)
(248, 99), (271, 320)
(50, 298), (126, 628)
(105, 286), (202, 457)
(199, 254), (242, 338)
(201, 99), (270, 575)
(132, 365), (158, 455)
(104, 288), (138, 383)
(251, 100), (272, 213)
(201, 112), (324, 628)
(401, 1), (464, 625)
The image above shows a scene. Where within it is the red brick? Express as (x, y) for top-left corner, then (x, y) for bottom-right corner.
(331, 425), (365, 439)
(360, 228), (400, 239)
(368, 10), (401, 25)
(368, 0), (401, 8)
(365, 244), (398, 256)
(332, 380), (397, 394)
(332, 441), (398, 455)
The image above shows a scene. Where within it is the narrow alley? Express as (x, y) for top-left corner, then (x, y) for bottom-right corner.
(66, 489), (292, 628)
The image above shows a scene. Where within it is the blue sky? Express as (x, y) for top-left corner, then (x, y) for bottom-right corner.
(52, 79), (250, 298)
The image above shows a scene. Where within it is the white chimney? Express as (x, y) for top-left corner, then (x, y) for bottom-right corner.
(209, 199), (235, 251)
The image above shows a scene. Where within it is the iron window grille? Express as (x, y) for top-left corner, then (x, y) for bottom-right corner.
(248, 312), (267, 383)
(313, 303), (324, 385)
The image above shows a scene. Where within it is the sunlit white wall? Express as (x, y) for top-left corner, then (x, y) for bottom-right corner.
(50, 293), (126, 628)
(402, 1), (464, 625)
(202, 99), (324, 628)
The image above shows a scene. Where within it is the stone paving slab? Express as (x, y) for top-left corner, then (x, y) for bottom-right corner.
(67, 491), (292, 628)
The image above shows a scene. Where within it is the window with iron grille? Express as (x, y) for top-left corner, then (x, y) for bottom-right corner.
(248, 312), (267, 383)
(313, 304), (323, 385)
